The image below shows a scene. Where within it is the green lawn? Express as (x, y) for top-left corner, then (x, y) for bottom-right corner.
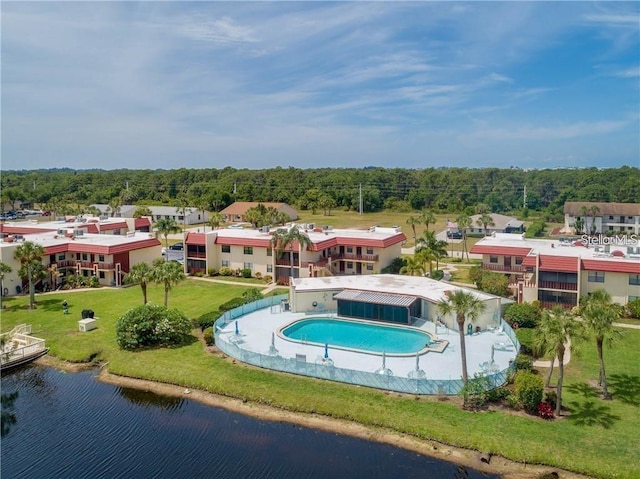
(2, 281), (639, 479)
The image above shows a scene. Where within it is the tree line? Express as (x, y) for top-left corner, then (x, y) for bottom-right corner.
(2, 166), (638, 221)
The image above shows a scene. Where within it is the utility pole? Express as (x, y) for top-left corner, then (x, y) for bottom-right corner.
(523, 185), (527, 209)
(359, 183), (363, 215)
(233, 182), (237, 195)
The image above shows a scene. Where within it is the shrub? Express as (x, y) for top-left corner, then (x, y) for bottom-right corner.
(544, 391), (557, 410)
(207, 268), (218, 277)
(89, 276), (100, 288)
(460, 373), (491, 410)
(254, 272), (262, 280)
(451, 257), (462, 263)
(514, 370), (544, 414)
(116, 303), (192, 350)
(218, 266), (234, 276)
(626, 298), (640, 319)
(241, 268), (252, 278)
(242, 288), (263, 302)
(513, 353), (534, 371)
(381, 257), (405, 274)
(196, 311), (221, 331)
(515, 328), (536, 356)
(504, 302), (539, 328)
(431, 270), (444, 281)
(263, 275), (273, 283)
(194, 271), (204, 277)
(506, 393), (520, 410)
(486, 386), (511, 403)
(203, 326), (215, 346)
(219, 297), (249, 312)
(537, 402), (554, 420)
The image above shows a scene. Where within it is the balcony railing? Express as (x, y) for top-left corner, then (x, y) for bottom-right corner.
(538, 281), (578, 291)
(482, 263), (524, 273)
(76, 261), (116, 270)
(186, 251), (206, 259)
(54, 260), (75, 268)
(540, 301), (575, 310)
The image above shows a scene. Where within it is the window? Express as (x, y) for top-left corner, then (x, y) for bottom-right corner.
(609, 226), (614, 231)
(588, 271), (605, 283)
(243, 246), (253, 255)
(243, 262), (253, 270)
(221, 260), (230, 267)
(98, 255), (105, 262)
(609, 215), (614, 220)
(266, 264), (273, 273)
(366, 248), (374, 255)
(221, 245), (231, 253)
(366, 264), (373, 271)
(347, 247), (353, 253)
(489, 255), (498, 264)
(515, 257), (523, 265)
(347, 262), (353, 269)
(99, 271), (105, 279)
(267, 248), (272, 257)
(630, 274), (640, 286)
(82, 253), (88, 261)
(57, 254), (65, 261)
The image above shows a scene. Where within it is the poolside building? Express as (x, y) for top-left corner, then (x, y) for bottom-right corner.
(184, 224), (406, 283)
(471, 233), (640, 308)
(290, 275), (502, 332)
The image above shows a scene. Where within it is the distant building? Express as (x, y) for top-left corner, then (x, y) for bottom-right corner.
(184, 224), (405, 283)
(471, 233), (640, 309)
(90, 204), (207, 226)
(220, 202), (298, 223)
(448, 213), (524, 236)
(563, 202), (640, 235)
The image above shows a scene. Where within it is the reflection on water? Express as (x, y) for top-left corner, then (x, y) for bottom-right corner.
(1, 390), (18, 437)
(1, 365), (497, 479)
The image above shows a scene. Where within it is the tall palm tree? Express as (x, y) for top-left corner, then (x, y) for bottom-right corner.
(578, 205), (590, 234)
(476, 213), (495, 236)
(269, 225), (312, 283)
(437, 290), (487, 405)
(589, 205), (601, 234)
(152, 259), (185, 307)
(124, 262), (154, 304)
(419, 209), (437, 234)
(573, 217), (585, 235)
(207, 212), (224, 231)
(581, 289), (622, 399)
(399, 256), (425, 276)
(13, 241), (46, 309)
(456, 213), (472, 262)
(155, 218), (180, 260)
(108, 196), (122, 217)
(406, 215), (419, 246)
(537, 307), (584, 416)
(0, 261), (12, 308)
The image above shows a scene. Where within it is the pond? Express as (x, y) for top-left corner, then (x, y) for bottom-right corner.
(1, 366), (495, 479)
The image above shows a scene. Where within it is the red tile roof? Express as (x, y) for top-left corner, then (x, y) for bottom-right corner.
(99, 221), (127, 231)
(185, 232), (206, 246)
(522, 256), (537, 267)
(134, 218), (151, 229)
(43, 238), (160, 255)
(538, 255), (579, 273)
(582, 259), (640, 274)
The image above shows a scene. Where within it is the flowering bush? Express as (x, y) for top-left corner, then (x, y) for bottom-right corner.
(537, 402), (554, 420)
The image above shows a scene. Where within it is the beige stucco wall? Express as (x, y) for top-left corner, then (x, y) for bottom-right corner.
(0, 243), (23, 296)
(129, 245), (162, 267)
(580, 270), (640, 305)
(290, 289), (339, 313)
(436, 297), (501, 332)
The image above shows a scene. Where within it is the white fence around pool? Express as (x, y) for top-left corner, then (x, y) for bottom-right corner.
(214, 295), (519, 396)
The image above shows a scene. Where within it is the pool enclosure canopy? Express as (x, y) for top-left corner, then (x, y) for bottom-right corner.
(333, 289), (421, 324)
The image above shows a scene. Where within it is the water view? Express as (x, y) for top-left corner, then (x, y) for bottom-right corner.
(1, 366), (495, 478)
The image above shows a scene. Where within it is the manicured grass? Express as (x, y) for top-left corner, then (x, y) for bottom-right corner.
(2, 282), (639, 479)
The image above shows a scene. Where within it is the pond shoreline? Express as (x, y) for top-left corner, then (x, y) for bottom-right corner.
(37, 355), (591, 479)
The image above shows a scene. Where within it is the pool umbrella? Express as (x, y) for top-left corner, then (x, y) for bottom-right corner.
(235, 321), (239, 335)
(375, 352), (393, 376)
(490, 344), (495, 364)
(324, 343), (329, 359)
(268, 332), (279, 356)
(408, 352), (426, 379)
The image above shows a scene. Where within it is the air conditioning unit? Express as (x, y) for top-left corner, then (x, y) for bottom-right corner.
(306, 223), (315, 230)
(57, 229), (66, 235)
(260, 226), (270, 233)
(74, 229), (84, 236)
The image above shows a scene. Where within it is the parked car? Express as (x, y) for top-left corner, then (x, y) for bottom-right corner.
(447, 231), (463, 239)
(169, 243), (184, 250)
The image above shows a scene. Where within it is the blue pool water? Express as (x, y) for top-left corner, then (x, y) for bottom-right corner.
(281, 318), (431, 354)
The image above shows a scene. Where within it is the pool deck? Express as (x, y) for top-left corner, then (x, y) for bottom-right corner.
(218, 309), (517, 381)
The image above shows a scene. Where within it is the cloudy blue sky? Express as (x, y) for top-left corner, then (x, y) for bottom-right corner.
(2, 1), (639, 171)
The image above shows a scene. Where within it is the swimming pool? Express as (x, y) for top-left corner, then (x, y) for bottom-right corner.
(280, 317), (433, 355)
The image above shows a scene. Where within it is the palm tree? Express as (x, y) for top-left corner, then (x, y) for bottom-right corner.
(13, 241), (46, 309)
(108, 196), (122, 217)
(437, 290), (487, 406)
(476, 213), (495, 236)
(537, 307), (584, 416)
(269, 225), (312, 283)
(419, 209), (437, 234)
(133, 206), (153, 218)
(155, 218), (180, 259)
(152, 259), (185, 307)
(207, 212), (224, 231)
(578, 205), (590, 235)
(581, 289), (622, 399)
(573, 217), (585, 235)
(0, 261), (12, 308)
(415, 248), (435, 276)
(589, 205), (601, 234)
(124, 262), (154, 304)
(456, 213), (472, 262)
(406, 215), (419, 246)
(399, 256), (425, 276)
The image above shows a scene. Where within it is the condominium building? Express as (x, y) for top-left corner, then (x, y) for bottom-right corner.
(184, 224), (406, 283)
(0, 218), (160, 295)
(563, 202), (640, 235)
(471, 234), (640, 308)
